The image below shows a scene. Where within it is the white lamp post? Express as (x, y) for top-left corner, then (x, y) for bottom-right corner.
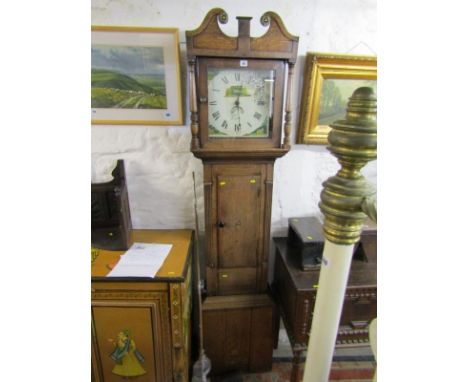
(302, 87), (377, 382)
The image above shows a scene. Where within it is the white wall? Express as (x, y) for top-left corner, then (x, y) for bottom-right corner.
(91, 0), (377, 237)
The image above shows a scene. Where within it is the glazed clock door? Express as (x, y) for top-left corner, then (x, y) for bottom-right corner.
(207, 67), (274, 138)
(206, 163), (268, 295)
(197, 58), (286, 150)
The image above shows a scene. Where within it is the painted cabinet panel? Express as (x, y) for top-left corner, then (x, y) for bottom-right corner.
(92, 298), (171, 382)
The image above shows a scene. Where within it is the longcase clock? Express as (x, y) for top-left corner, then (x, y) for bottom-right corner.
(186, 8), (298, 297)
(187, 8), (298, 374)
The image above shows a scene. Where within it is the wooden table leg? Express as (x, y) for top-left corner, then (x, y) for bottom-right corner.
(290, 348), (302, 382)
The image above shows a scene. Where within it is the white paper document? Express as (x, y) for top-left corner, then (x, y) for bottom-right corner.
(106, 242), (173, 278)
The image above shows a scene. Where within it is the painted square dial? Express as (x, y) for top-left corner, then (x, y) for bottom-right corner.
(207, 68), (275, 138)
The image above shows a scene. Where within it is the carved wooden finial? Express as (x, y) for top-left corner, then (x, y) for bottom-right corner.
(260, 11), (299, 42)
(186, 8), (298, 61)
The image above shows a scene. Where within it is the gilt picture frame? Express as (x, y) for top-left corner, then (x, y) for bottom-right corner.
(297, 53), (377, 144)
(91, 26), (183, 125)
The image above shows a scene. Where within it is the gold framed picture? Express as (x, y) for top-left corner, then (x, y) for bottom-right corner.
(297, 53), (377, 144)
(91, 26), (183, 125)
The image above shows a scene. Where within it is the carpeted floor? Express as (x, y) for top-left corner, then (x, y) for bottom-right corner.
(211, 358), (376, 382)
(211, 320), (376, 382)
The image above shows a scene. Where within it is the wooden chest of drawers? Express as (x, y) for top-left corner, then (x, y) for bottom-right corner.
(272, 236), (377, 347)
(91, 230), (193, 382)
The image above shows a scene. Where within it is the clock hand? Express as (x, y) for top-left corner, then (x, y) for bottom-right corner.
(228, 96), (241, 132)
(233, 95), (245, 114)
(236, 97), (243, 123)
(230, 96), (241, 118)
(231, 96), (240, 114)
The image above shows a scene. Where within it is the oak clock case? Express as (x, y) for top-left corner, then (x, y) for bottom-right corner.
(187, 9), (298, 295)
(197, 58), (285, 148)
(186, 8), (298, 374)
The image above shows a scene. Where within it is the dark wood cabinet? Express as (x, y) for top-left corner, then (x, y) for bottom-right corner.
(91, 160), (132, 251)
(273, 237), (377, 346)
(272, 235), (377, 382)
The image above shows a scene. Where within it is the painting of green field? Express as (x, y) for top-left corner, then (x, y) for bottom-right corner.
(91, 45), (167, 109)
(318, 79), (376, 125)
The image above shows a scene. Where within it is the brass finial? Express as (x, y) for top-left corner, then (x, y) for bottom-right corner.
(319, 87), (377, 245)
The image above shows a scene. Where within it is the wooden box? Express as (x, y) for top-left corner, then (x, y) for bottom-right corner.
(202, 294), (275, 375)
(272, 236), (377, 347)
(91, 160), (132, 251)
(91, 230), (193, 382)
(287, 217), (324, 270)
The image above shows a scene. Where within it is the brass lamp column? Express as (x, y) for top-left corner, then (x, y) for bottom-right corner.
(302, 87), (377, 382)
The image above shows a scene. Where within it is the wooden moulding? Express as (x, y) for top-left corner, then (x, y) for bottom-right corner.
(186, 8), (298, 62)
(203, 294), (273, 311)
(190, 148), (289, 161)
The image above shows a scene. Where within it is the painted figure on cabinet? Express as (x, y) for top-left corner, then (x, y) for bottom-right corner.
(109, 329), (146, 378)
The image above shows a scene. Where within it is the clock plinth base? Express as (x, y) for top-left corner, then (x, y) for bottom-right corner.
(202, 294), (276, 375)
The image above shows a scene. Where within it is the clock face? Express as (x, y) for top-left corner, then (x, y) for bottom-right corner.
(207, 68), (275, 138)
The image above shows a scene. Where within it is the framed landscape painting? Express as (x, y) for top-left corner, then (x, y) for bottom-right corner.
(91, 26), (183, 125)
(297, 53), (377, 144)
